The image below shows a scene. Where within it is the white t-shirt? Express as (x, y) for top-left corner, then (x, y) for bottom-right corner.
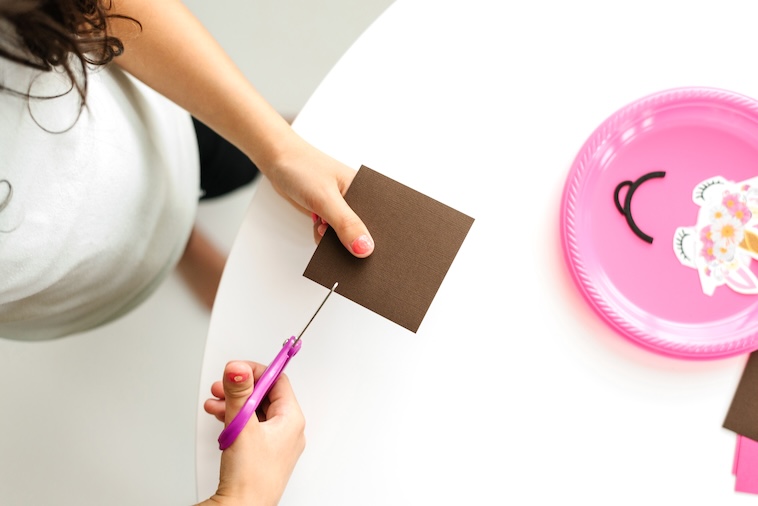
(0, 62), (200, 340)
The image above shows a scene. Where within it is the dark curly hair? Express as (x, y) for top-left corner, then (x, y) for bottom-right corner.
(0, 0), (140, 101)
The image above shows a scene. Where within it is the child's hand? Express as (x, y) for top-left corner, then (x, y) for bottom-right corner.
(264, 141), (375, 258)
(198, 361), (306, 506)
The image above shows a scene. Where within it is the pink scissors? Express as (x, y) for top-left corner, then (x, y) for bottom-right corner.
(218, 282), (338, 450)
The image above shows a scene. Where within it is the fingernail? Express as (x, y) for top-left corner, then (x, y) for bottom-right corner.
(317, 222), (328, 236)
(311, 212), (318, 224)
(351, 234), (374, 255)
(226, 372), (249, 383)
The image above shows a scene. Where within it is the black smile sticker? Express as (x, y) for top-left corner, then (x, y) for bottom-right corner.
(613, 171), (666, 244)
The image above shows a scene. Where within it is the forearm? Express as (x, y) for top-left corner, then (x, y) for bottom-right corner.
(106, 0), (376, 257)
(109, 0), (298, 174)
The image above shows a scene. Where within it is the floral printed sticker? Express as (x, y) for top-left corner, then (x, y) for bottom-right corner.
(674, 176), (758, 295)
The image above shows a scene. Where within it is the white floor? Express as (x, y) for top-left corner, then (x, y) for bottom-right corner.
(0, 2), (393, 504)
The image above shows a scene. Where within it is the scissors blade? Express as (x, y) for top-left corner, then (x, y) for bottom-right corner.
(295, 282), (338, 342)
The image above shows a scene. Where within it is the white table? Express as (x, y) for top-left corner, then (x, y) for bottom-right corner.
(196, 1), (758, 503)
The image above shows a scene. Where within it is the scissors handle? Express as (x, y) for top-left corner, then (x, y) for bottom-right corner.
(217, 336), (302, 450)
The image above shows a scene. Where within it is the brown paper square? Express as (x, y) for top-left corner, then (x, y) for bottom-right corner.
(303, 166), (474, 332)
(724, 351), (758, 441)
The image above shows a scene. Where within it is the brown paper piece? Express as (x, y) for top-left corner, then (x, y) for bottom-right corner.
(724, 351), (758, 441)
(303, 166), (474, 333)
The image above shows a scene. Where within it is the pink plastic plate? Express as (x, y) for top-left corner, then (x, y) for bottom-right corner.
(561, 87), (758, 360)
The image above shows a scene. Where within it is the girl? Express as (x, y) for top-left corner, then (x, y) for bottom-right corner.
(0, 0), (374, 340)
(0, 0), (373, 502)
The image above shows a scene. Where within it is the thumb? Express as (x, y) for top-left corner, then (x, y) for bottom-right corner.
(316, 193), (375, 258)
(222, 361), (256, 427)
